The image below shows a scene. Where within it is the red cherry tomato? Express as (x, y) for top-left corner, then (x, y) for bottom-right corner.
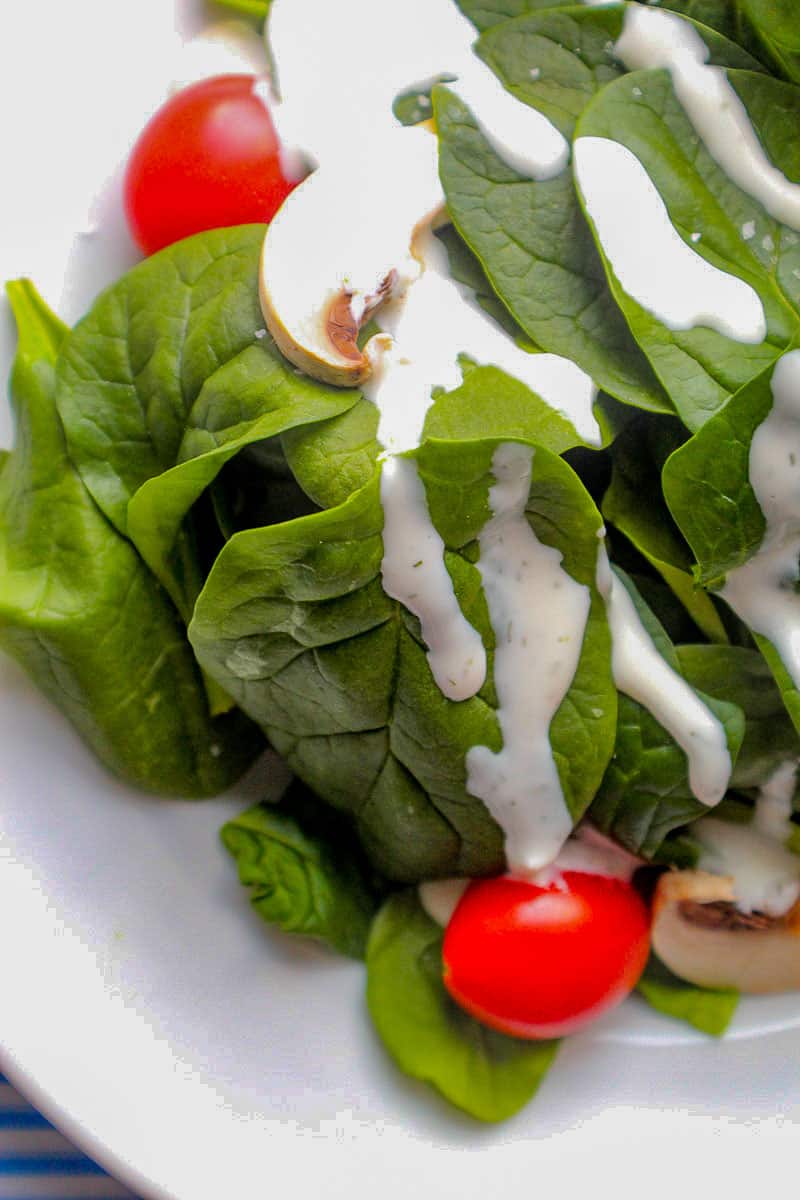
(124, 75), (301, 255)
(442, 872), (651, 1039)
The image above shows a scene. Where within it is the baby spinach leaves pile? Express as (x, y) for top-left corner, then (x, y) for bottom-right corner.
(5, 0), (800, 1124)
(0, 279), (260, 794)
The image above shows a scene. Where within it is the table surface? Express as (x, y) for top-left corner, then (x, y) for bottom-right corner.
(0, 1073), (139, 1199)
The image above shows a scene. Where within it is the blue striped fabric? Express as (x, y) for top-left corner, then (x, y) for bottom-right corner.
(0, 1073), (140, 1199)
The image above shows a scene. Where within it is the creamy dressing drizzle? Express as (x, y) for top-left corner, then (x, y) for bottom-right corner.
(614, 5), (800, 232)
(597, 552), (731, 806)
(573, 137), (767, 343)
(362, 228), (598, 700)
(722, 350), (800, 689)
(266, 0), (568, 173)
(465, 444), (589, 875)
(695, 760), (800, 918)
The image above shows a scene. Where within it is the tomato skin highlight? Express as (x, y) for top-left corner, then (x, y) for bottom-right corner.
(124, 75), (300, 255)
(442, 872), (651, 1039)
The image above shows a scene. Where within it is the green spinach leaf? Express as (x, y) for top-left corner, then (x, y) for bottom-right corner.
(676, 644), (800, 788)
(476, 5), (761, 139)
(457, 0), (763, 66)
(213, 0), (270, 19)
(662, 362), (800, 732)
(661, 366), (772, 586)
(126, 327), (355, 620)
(636, 954), (739, 1036)
(53, 225), (358, 620)
(56, 225), (270, 534)
(576, 69), (800, 429)
(602, 416), (728, 642)
(190, 435), (616, 881)
(435, 81), (670, 415)
(0, 281), (262, 796)
(221, 782), (378, 959)
(366, 890), (558, 1122)
(742, 0), (800, 82)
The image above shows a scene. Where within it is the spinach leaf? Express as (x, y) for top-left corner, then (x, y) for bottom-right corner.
(742, 0), (800, 82)
(457, 0), (764, 66)
(212, 0), (270, 19)
(53, 224), (358, 619)
(589, 573), (744, 858)
(281, 399), (382, 510)
(56, 225), (269, 534)
(190, 435), (616, 881)
(636, 954), (739, 1036)
(0, 281), (262, 796)
(366, 890), (558, 1122)
(661, 367), (772, 587)
(394, 76), (454, 127)
(675, 644), (800, 788)
(126, 326), (355, 620)
(662, 362), (800, 732)
(211, 437), (320, 537)
(221, 782), (378, 959)
(435, 82), (670, 415)
(435, 224), (534, 343)
(457, 0), (565, 31)
(576, 69), (800, 429)
(602, 416), (728, 642)
(476, 5), (761, 139)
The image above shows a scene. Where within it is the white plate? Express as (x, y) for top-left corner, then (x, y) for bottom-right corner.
(1, 3), (799, 1197)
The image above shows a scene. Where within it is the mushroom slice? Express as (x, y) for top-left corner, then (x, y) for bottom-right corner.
(259, 126), (445, 387)
(652, 870), (800, 994)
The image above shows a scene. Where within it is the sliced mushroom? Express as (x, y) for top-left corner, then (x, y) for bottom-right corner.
(259, 125), (445, 387)
(651, 869), (800, 994)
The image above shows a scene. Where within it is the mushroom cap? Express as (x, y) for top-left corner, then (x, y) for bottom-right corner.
(651, 870), (800, 994)
(258, 126), (444, 388)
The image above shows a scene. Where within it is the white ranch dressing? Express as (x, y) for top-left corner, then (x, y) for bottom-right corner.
(573, 136), (767, 343)
(721, 350), (800, 689)
(266, 0), (567, 175)
(614, 5), (800, 232)
(753, 760), (798, 841)
(695, 759), (800, 918)
(465, 443), (590, 875)
(597, 552), (731, 806)
(362, 228), (599, 700)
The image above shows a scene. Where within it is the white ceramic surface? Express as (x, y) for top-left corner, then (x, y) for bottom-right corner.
(1, 4), (799, 1197)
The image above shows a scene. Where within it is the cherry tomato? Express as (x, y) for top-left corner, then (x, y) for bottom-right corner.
(442, 872), (651, 1039)
(124, 75), (300, 256)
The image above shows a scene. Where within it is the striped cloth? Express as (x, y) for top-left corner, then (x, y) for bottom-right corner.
(0, 1073), (139, 1199)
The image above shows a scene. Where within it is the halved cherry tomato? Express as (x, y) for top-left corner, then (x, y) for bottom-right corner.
(124, 75), (300, 255)
(442, 872), (651, 1039)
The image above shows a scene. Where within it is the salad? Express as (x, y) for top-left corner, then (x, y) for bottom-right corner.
(2, 0), (800, 1124)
